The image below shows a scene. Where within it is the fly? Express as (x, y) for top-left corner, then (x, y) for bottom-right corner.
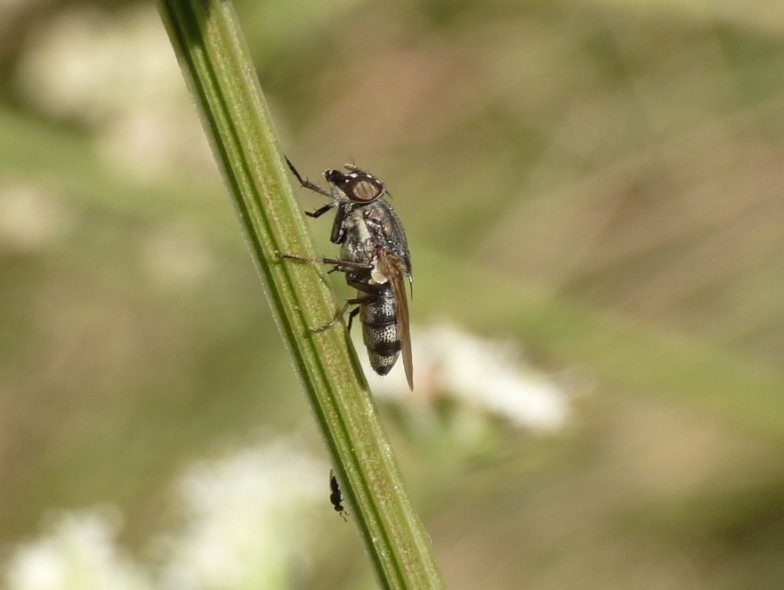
(279, 157), (414, 390)
(329, 469), (348, 521)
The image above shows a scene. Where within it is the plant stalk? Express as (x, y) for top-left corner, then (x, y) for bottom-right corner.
(157, 1), (446, 588)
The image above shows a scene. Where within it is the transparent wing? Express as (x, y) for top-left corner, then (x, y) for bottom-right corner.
(377, 250), (413, 390)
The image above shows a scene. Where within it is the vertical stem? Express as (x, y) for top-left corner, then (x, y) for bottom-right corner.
(157, 0), (447, 588)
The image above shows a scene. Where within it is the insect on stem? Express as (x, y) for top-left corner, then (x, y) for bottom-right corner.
(281, 158), (415, 390)
(329, 469), (348, 521)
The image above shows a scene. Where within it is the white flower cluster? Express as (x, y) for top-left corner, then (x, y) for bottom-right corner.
(17, 5), (214, 179)
(4, 442), (326, 590)
(5, 509), (151, 590)
(361, 322), (572, 431)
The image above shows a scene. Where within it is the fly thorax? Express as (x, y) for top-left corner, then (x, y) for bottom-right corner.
(340, 210), (375, 264)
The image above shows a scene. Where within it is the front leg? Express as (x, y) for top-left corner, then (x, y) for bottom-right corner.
(306, 203), (335, 219)
(286, 156), (332, 198)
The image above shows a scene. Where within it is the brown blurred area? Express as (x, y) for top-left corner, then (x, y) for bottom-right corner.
(3, 0), (784, 588)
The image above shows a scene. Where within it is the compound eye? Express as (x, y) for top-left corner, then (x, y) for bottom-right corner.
(345, 174), (385, 203)
(325, 169), (344, 184)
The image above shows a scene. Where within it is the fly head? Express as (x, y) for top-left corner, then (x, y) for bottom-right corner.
(325, 165), (387, 204)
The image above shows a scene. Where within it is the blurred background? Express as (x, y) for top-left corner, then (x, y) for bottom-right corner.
(2, 0), (784, 588)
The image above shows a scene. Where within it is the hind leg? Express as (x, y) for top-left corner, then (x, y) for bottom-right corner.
(311, 297), (369, 333)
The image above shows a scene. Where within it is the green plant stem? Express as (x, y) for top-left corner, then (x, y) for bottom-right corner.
(157, 1), (446, 588)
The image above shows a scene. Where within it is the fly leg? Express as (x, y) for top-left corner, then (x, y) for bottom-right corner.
(276, 252), (375, 332)
(276, 252), (373, 275)
(286, 156), (331, 197)
(346, 307), (360, 332)
(306, 203), (334, 219)
(285, 156), (338, 221)
(311, 296), (370, 333)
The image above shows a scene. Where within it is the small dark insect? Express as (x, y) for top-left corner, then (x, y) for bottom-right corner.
(329, 469), (348, 521)
(279, 157), (414, 390)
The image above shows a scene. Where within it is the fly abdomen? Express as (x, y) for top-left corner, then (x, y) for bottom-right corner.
(360, 289), (400, 376)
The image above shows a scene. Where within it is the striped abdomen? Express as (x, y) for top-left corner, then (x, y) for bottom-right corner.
(360, 288), (400, 376)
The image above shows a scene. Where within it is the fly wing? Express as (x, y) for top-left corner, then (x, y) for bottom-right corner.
(377, 249), (413, 390)
(370, 201), (412, 276)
